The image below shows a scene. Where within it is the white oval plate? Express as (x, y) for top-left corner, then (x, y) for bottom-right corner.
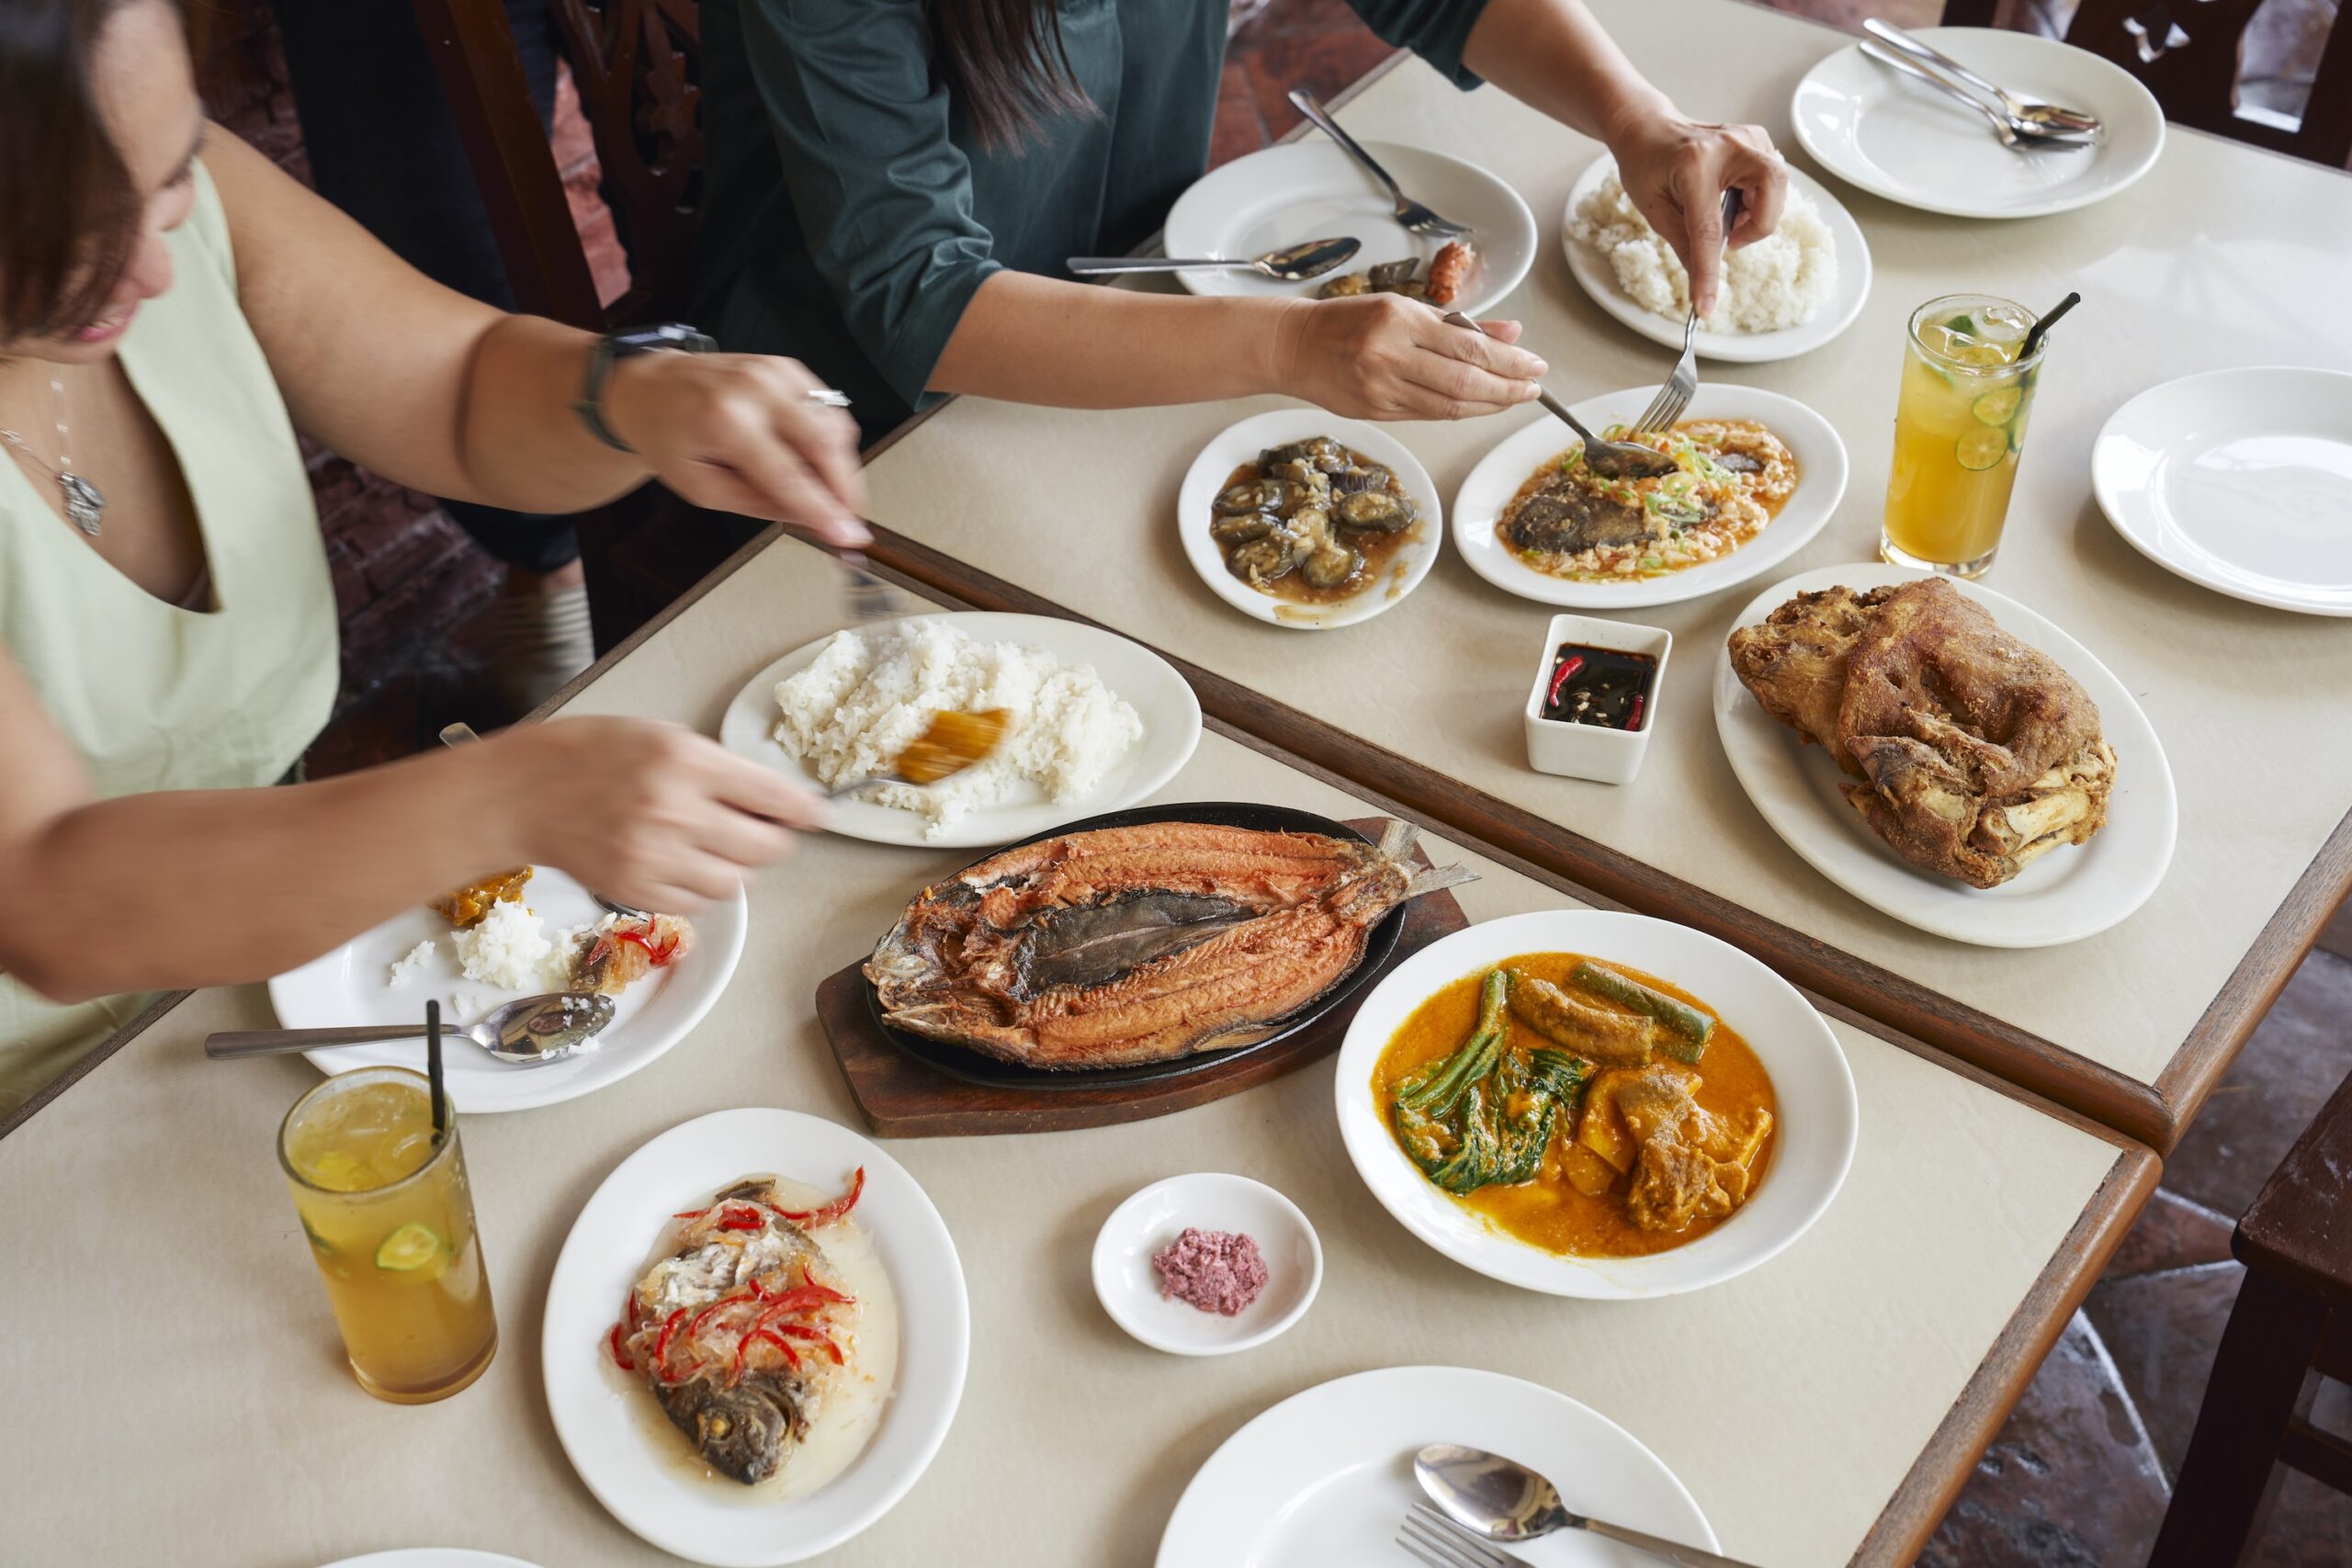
(543, 1108), (969, 1568)
(1453, 387), (1848, 608)
(319, 1555), (543, 1568)
(1091, 1172), (1322, 1356)
(1162, 141), (1536, 320)
(718, 612), (1203, 848)
(1157, 1365), (1715, 1568)
(1177, 410), (1442, 628)
(2093, 367), (2352, 616)
(1792, 28), (2165, 220)
(269, 869), (747, 1115)
(1714, 562), (2178, 946)
(1334, 910), (1858, 1300)
(1560, 154), (1871, 363)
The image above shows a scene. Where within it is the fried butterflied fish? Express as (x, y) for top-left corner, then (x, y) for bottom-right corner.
(607, 1172), (865, 1484)
(1727, 579), (2115, 888)
(867, 818), (1476, 1068)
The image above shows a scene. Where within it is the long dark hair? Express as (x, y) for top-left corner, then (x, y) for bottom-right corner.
(926, 0), (1093, 150)
(0, 0), (144, 342)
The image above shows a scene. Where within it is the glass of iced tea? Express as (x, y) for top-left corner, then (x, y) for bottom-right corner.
(1881, 293), (2049, 578)
(278, 1066), (497, 1403)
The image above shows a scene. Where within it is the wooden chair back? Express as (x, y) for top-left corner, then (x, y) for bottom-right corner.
(1940, 0), (2352, 168)
(409, 0), (706, 333)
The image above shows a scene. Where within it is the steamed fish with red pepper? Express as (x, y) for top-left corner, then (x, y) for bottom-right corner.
(867, 818), (1475, 1069)
(606, 1171), (866, 1485)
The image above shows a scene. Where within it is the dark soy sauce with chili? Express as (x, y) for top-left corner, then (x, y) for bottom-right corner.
(1542, 644), (1657, 730)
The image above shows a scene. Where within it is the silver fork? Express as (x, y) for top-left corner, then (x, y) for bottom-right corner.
(836, 547), (898, 622)
(1857, 41), (2097, 152)
(1629, 187), (1742, 439)
(1398, 1504), (1521, 1568)
(1288, 88), (1473, 238)
(1861, 18), (2103, 140)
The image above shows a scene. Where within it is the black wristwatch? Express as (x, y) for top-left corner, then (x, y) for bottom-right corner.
(573, 322), (716, 453)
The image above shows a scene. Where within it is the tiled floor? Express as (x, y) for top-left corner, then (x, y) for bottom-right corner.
(279, 4), (2352, 1557)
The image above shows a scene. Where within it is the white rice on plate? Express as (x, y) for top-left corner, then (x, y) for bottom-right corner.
(772, 618), (1144, 838)
(1569, 167), (1836, 334)
(449, 898), (563, 991)
(386, 939), (436, 988)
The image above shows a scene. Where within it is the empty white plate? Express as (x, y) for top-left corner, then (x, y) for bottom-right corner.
(1161, 141), (1537, 320)
(1453, 386), (1847, 609)
(2094, 367), (2352, 616)
(1177, 409), (1442, 628)
(1157, 1366), (1715, 1568)
(1333, 909), (1857, 1300)
(1092, 1172), (1322, 1356)
(1714, 562), (2177, 946)
(318, 1555), (543, 1568)
(542, 1107), (969, 1567)
(1560, 154), (1872, 363)
(1792, 28), (2164, 219)
(718, 612), (1203, 848)
(269, 869), (748, 1114)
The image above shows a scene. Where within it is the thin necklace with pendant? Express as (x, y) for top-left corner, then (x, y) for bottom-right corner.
(0, 375), (107, 537)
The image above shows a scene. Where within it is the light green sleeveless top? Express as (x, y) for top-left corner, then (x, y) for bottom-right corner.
(0, 162), (339, 1114)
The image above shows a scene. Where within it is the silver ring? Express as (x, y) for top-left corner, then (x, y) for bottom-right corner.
(805, 388), (854, 410)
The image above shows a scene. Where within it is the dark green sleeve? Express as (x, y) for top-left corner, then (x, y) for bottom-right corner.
(1344, 0), (1496, 89)
(734, 0), (1002, 409)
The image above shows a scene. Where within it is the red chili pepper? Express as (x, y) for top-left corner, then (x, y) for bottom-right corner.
(772, 1323), (845, 1364)
(734, 1328), (801, 1380)
(608, 1322), (635, 1371)
(756, 1283), (854, 1316)
(584, 934), (614, 970)
(651, 1308), (688, 1382)
(717, 1204), (766, 1233)
(685, 1289), (760, 1341)
(779, 1168), (865, 1227)
(1544, 652), (1586, 712)
(671, 1208), (707, 1220)
(1626, 694), (1646, 731)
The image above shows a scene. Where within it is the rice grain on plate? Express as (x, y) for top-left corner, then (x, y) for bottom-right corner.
(449, 898), (563, 991)
(773, 619), (1143, 838)
(386, 940), (436, 988)
(1569, 168), (1836, 335)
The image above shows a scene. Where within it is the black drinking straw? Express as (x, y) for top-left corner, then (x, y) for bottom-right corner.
(2021, 291), (2081, 360)
(425, 999), (448, 1143)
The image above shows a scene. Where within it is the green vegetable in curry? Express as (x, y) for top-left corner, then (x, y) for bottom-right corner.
(1389, 969), (1591, 1196)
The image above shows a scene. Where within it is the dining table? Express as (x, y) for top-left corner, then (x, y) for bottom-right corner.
(0, 536), (2157, 1567)
(853, 0), (2352, 1156)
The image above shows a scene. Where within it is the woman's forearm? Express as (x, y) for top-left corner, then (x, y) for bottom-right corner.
(929, 273), (1296, 408)
(1, 749), (528, 1002)
(1460, 0), (1674, 142)
(453, 314), (656, 513)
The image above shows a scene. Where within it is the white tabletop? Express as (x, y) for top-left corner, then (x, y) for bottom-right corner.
(0, 537), (2148, 1567)
(857, 0), (2352, 1148)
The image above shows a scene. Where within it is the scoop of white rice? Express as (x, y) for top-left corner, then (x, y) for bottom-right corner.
(1568, 167), (1836, 334)
(386, 939), (435, 989)
(449, 898), (567, 991)
(772, 619), (1144, 838)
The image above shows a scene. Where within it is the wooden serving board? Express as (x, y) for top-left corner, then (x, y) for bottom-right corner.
(814, 818), (1471, 1137)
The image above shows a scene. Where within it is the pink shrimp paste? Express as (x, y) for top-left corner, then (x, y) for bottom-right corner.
(1150, 1227), (1268, 1315)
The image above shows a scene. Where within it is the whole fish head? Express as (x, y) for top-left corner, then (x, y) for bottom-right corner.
(657, 1371), (809, 1485)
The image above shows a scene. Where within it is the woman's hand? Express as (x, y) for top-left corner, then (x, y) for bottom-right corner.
(1604, 107), (1789, 318)
(602, 351), (871, 547)
(1272, 293), (1548, 422)
(488, 717), (830, 912)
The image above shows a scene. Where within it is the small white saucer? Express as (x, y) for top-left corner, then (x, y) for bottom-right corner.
(1092, 1173), (1321, 1357)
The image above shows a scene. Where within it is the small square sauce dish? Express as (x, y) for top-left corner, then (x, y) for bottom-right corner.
(1523, 613), (1671, 785)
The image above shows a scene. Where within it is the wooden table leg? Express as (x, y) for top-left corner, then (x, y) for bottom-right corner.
(2147, 1268), (2330, 1568)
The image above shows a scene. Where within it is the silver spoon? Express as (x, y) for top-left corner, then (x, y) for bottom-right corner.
(1861, 19), (2103, 139)
(1859, 41), (2098, 152)
(205, 991), (617, 1066)
(1436, 310), (1676, 481)
(437, 722), (650, 920)
(1066, 236), (1362, 282)
(1415, 1444), (1762, 1568)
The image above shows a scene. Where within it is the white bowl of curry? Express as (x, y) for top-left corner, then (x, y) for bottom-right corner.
(1333, 909), (1858, 1298)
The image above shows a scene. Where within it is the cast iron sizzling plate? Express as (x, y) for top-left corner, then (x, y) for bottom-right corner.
(862, 802), (1411, 1091)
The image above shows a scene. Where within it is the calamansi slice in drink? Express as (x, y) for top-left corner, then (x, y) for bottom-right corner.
(376, 1222), (448, 1279)
(1972, 388), (2022, 425)
(1956, 425), (2010, 471)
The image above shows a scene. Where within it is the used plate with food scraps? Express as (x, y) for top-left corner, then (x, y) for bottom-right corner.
(1159, 140), (1537, 321)
(542, 1107), (969, 1568)
(268, 866), (748, 1114)
(718, 612), (1202, 850)
(1179, 409), (1444, 629)
(1334, 908), (1858, 1299)
(1560, 153), (1871, 364)
(1713, 561), (2177, 948)
(1453, 386), (1848, 609)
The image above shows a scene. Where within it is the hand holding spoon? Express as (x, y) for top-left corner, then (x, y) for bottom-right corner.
(206, 991), (618, 1066)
